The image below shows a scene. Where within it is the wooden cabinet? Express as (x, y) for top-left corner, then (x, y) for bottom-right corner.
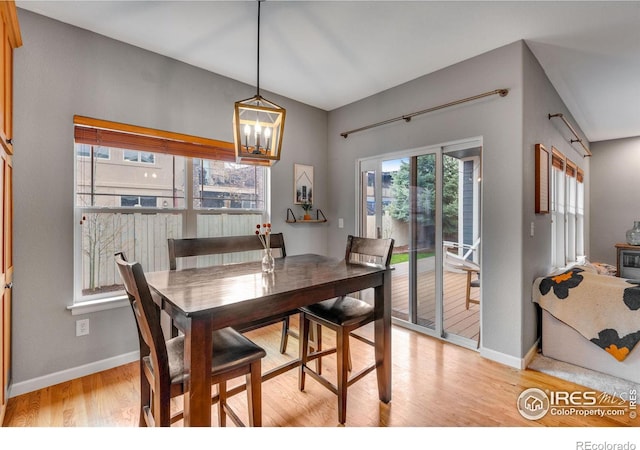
(0, 1), (20, 155)
(0, 0), (19, 425)
(615, 243), (640, 278)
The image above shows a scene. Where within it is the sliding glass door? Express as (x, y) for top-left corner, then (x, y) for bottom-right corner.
(358, 140), (481, 348)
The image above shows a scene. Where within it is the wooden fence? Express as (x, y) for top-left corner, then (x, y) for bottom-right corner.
(81, 212), (263, 294)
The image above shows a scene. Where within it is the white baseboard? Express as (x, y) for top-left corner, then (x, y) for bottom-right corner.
(9, 351), (139, 398)
(480, 339), (540, 369)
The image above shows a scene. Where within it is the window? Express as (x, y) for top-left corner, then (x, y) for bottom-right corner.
(123, 150), (155, 164)
(74, 116), (269, 303)
(120, 195), (157, 207)
(77, 144), (109, 159)
(550, 147), (584, 268)
(193, 159), (265, 210)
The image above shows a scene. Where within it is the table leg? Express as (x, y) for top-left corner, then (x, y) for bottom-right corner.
(374, 270), (392, 403)
(183, 317), (212, 426)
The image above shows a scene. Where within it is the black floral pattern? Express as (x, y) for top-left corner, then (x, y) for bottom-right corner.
(591, 328), (640, 362)
(623, 280), (640, 311)
(538, 268), (584, 299)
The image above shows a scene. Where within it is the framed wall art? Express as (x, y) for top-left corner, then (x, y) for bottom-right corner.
(535, 144), (549, 214)
(294, 164), (313, 204)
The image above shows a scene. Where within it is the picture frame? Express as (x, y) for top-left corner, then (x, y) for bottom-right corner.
(535, 144), (550, 214)
(294, 164), (313, 204)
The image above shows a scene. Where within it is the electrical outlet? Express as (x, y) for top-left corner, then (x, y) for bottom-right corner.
(76, 318), (90, 336)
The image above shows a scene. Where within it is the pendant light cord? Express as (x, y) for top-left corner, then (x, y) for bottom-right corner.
(256, 0), (262, 97)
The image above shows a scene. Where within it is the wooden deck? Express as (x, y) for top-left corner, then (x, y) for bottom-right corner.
(389, 263), (480, 342)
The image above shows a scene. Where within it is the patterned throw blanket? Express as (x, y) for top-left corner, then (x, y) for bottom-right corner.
(532, 266), (640, 362)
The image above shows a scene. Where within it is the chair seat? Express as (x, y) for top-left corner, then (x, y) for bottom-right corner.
(470, 279), (480, 288)
(300, 296), (374, 327)
(146, 327), (266, 385)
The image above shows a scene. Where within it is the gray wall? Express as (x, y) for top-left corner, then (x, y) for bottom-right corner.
(590, 136), (640, 265)
(521, 43), (590, 355)
(12, 9), (328, 387)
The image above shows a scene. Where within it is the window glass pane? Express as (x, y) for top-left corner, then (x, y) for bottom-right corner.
(576, 181), (585, 257)
(577, 182), (584, 215)
(77, 144), (109, 159)
(193, 159), (266, 210)
(123, 150), (139, 162)
(79, 212), (182, 297)
(95, 146), (110, 159)
(120, 196), (157, 207)
(75, 145), (185, 208)
(566, 176), (576, 214)
(77, 143), (91, 157)
(551, 166), (565, 267)
(140, 152), (155, 164)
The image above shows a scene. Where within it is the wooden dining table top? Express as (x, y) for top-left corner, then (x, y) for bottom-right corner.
(145, 253), (390, 328)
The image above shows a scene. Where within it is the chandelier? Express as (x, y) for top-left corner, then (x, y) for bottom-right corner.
(233, 0), (286, 166)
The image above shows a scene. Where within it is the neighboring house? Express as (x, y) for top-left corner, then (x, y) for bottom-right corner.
(9, 7), (635, 397)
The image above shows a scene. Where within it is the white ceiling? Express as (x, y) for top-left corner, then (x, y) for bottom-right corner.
(16, 0), (640, 143)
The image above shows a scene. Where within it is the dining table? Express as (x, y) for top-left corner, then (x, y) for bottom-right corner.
(144, 253), (392, 427)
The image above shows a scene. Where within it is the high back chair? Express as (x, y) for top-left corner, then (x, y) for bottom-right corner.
(115, 253), (266, 427)
(298, 235), (394, 424)
(167, 233), (297, 353)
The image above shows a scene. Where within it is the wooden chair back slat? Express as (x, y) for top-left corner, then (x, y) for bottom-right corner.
(168, 233), (286, 270)
(345, 235), (394, 268)
(115, 255), (171, 392)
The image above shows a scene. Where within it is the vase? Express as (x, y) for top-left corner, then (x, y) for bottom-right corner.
(262, 248), (275, 273)
(626, 221), (640, 246)
(303, 214), (312, 220)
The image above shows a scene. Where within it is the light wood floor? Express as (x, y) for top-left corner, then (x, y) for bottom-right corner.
(3, 318), (637, 428)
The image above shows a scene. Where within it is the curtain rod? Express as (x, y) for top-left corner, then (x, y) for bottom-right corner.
(548, 113), (592, 157)
(340, 88), (509, 138)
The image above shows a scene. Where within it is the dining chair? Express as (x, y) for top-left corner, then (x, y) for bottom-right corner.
(167, 234), (298, 353)
(298, 234), (394, 424)
(115, 253), (266, 427)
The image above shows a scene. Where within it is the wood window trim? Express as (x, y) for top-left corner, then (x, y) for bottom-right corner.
(73, 115), (236, 161)
(551, 147), (565, 171)
(551, 147), (584, 182)
(565, 159), (577, 178)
